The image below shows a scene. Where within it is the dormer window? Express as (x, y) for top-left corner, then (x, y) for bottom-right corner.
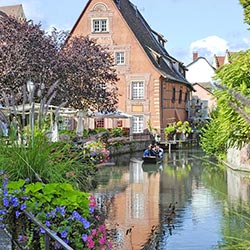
(92, 19), (108, 33)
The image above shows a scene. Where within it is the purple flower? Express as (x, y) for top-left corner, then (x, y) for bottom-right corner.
(80, 218), (90, 229)
(72, 210), (81, 220)
(60, 230), (67, 238)
(20, 203), (26, 211)
(45, 220), (51, 227)
(11, 197), (19, 207)
(59, 206), (66, 215)
(3, 178), (8, 188)
(0, 224), (6, 229)
(82, 234), (88, 242)
(0, 209), (6, 215)
(51, 210), (56, 218)
(40, 228), (45, 234)
(3, 197), (9, 207)
(15, 211), (21, 218)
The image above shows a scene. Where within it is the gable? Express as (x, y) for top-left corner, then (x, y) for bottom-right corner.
(68, 0), (192, 88)
(0, 4), (25, 19)
(186, 57), (215, 83)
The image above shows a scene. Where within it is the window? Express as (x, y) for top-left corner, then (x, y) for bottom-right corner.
(172, 87), (176, 103)
(115, 52), (125, 65)
(179, 90), (182, 104)
(117, 120), (123, 127)
(93, 19), (107, 32)
(132, 116), (143, 133)
(95, 118), (104, 128)
(132, 81), (144, 100)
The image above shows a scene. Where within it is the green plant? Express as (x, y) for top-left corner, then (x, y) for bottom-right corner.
(164, 123), (177, 141)
(0, 178), (112, 249)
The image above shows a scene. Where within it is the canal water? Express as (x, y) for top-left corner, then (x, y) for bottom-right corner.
(93, 147), (250, 250)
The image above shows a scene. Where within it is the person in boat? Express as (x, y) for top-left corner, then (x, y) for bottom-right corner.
(153, 145), (164, 159)
(143, 144), (154, 157)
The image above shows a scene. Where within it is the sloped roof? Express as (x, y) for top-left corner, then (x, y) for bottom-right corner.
(69, 0), (192, 88)
(186, 56), (216, 70)
(0, 4), (25, 19)
(117, 0), (191, 86)
(193, 82), (215, 94)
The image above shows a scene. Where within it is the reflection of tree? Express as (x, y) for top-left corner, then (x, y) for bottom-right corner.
(219, 203), (250, 250)
(201, 160), (250, 250)
(142, 202), (177, 249)
(201, 161), (228, 199)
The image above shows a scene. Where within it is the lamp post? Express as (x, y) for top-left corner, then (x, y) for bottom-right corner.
(27, 80), (35, 146)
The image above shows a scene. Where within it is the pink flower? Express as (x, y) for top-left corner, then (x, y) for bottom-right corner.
(98, 224), (106, 232)
(99, 237), (106, 245)
(87, 236), (95, 249)
(89, 195), (96, 208)
(91, 229), (97, 236)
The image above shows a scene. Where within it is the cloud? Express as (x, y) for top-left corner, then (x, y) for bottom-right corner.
(188, 35), (250, 64)
(189, 35), (229, 62)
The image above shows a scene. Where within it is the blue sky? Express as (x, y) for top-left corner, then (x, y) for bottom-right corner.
(1, 0), (249, 64)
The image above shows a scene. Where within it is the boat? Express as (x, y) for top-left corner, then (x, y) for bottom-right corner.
(142, 162), (163, 173)
(142, 156), (162, 164)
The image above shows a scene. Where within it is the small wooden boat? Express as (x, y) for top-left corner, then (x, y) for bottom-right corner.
(142, 156), (162, 164)
(142, 163), (161, 173)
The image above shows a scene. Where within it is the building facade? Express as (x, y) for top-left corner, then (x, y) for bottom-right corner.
(67, 0), (193, 135)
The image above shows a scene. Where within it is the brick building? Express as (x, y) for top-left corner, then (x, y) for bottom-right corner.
(67, 0), (193, 136)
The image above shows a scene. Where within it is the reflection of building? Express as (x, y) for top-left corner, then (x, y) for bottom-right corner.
(227, 168), (250, 203)
(96, 160), (160, 249)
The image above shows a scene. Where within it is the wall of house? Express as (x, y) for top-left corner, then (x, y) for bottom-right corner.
(192, 85), (216, 111)
(186, 58), (215, 83)
(69, 0), (188, 134)
(162, 82), (189, 128)
(226, 144), (250, 172)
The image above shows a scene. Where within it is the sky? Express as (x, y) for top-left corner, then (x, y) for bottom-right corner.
(1, 0), (249, 65)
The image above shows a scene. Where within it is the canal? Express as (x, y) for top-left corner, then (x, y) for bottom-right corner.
(92, 147), (250, 250)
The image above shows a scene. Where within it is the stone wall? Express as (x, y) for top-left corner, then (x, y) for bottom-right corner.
(226, 143), (250, 171)
(109, 140), (150, 156)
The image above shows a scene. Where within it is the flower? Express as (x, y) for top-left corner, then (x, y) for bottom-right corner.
(61, 230), (67, 238)
(3, 197), (9, 207)
(15, 211), (21, 218)
(45, 220), (51, 227)
(99, 237), (106, 245)
(20, 203), (26, 211)
(82, 234), (88, 242)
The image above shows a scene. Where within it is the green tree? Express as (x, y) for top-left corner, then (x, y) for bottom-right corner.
(201, 51), (250, 158)
(201, 1), (250, 158)
(240, 0), (250, 26)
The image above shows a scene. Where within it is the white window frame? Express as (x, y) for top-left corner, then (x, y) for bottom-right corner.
(92, 19), (108, 33)
(132, 116), (144, 133)
(115, 52), (125, 65)
(131, 81), (144, 100)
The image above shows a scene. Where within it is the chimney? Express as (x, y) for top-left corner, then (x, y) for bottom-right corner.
(193, 52), (198, 61)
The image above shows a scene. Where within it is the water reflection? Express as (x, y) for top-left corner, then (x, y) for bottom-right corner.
(93, 148), (250, 250)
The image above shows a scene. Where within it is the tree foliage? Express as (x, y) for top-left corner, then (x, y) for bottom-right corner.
(0, 15), (118, 111)
(202, 1), (250, 158)
(240, 0), (250, 26)
(201, 51), (250, 158)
